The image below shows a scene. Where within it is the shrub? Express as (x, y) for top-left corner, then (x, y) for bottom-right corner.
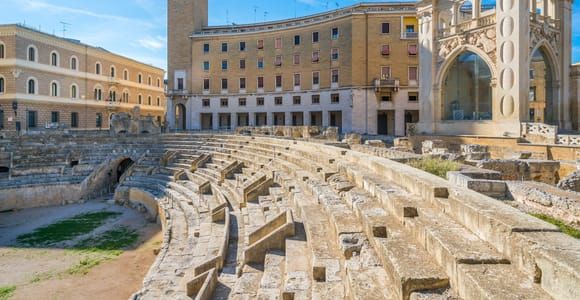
(407, 158), (461, 179)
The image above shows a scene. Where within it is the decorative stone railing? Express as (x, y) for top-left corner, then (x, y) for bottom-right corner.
(521, 122), (558, 144)
(557, 135), (580, 146)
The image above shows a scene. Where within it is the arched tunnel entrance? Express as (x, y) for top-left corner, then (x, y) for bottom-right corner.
(116, 158), (134, 183)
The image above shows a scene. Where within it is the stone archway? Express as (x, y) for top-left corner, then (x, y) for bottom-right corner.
(441, 50), (494, 121)
(529, 46), (558, 125)
(175, 103), (186, 130)
(116, 158), (134, 183)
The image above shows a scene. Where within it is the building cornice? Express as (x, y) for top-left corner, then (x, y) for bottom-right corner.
(0, 59), (165, 93)
(0, 93), (165, 112)
(191, 2), (416, 38)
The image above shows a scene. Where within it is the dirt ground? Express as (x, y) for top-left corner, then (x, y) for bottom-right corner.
(0, 201), (161, 300)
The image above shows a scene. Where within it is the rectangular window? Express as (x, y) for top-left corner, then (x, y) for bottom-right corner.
(240, 59), (246, 69)
(177, 78), (184, 90)
(203, 61), (210, 71)
(275, 55), (282, 67)
(293, 54), (300, 65)
(331, 27), (339, 40)
(381, 94), (392, 102)
(275, 37), (282, 49)
(257, 58), (264, 69)
(331, 93), (340, 104)
(294, 73), (301, 87)
(331, 48), (339, 60)
(312, 51), (320, 63)
(221, 42), (228, 52)
(382, 22), (390, 34)
(240, 41), (246, 51)
(331, 69), (339, 83)
(408, 92), (419, 102)
(220, 98), (228, 107)
(409, 66), (418, 81)
(257, 97), (265, 106)
(406, 25), (415, 33)
(275, 97), (283, 105)
(408, 44), (418, 56)
(51, 111), (59, 123)
(203, 78), (210, 91)
(293, 96), (301, 105)
(239, 98), (247, 106)
(311, 94), (320, 104)
(28, 111), (38, 128)
(222, 60), (228, 70)
(95, 113), (102, 128)
(71, 112), (78, 128)
(294, 35), (301, 45)
(381, 44), (390, 56)
(312, 31), (319, 43)
(312, 71), (320, 85)
(257, 76), (264, 89)
(202, 98), (210, 107)
(381, 66), (391, 80)
(239, 78), (246, 89)
(221, 78), (228, 90)
(275, 75), (282, 88)
(257, 39), (264, 49)
(203, 43), (210, 53)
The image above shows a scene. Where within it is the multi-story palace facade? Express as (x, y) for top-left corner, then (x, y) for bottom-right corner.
(0, 24), (166, 131)
(167, 0), (420, 135)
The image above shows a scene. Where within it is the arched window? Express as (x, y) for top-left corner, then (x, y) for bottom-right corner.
(27, 45), (37, 62)
(0, 77), (4, 93)
(70, 56), (78, 70)
(157, 78), (161, 87)
(95, 62), (101, 75)
(443, 51), (492, 121)
(138, 73), (143, 84)
(51, 81), (59, 97)
(530, 47), (556, 124)
(138, 94), (142, 104)
(156, 97), (160, 106)
(50, 51), (59, 67)
(122, 90), (130, 103)
(71, 84), (78, 99)
(94, 86), (103, 100)
(109, 89), (117, 102)
(123, 69), (129, 80)
(27, 78), (36, 94)
(0, 43), (5, 59)
(110, 66), (116, 78)
(147, 96), (152, 105)
(148, 76), (152, 86)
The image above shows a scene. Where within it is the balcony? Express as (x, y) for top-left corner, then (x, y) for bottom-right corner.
(168, 89), (189, 98)
(401, 31), (418, 39)
(374, 78), (400, 93)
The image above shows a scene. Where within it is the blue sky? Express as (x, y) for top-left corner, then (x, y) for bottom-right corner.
(0, 0), (578, 70)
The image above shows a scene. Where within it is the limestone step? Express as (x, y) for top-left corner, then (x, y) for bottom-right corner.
(257, 250), (285, 300)
(230, 264), (263, 299)
(283, 223), (312, 299)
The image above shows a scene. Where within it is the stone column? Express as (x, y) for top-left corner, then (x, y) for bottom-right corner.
(496, 0), (530, 136)
(285, 112), (292, 126)
(231, 112), (237, 130)
(558, 0), (572, 129)
(472, 0), (481, 19)
(167, 97), (175, 129)
(416, 6), (435, 134)
(212, 112), (219, 130)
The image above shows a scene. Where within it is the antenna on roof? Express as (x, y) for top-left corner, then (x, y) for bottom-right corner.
(253, 6), (259, 22)
(60, 21), (71, 38)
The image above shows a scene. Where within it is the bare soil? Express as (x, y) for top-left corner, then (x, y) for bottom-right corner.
(0, 201), (161, 300)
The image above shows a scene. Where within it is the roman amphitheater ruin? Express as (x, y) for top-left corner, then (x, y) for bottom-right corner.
(0, 124), (579, 300)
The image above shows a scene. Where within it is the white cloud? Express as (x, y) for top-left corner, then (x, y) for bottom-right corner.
(138, 36), (167, 51)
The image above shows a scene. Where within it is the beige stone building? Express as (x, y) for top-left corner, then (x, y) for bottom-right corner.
(0, 24), (166, 131)
(167, 0), (420, 136)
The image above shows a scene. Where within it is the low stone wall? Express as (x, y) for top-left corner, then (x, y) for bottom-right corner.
(0, 183), (82, 211)
(476, 160), (560, 185)
(235, 126), (339, 141)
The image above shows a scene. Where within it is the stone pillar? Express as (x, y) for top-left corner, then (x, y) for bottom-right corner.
(303, 111), (311, 127)
(416, 4), (435, 134)
(496, 0), (530, 136)
(249, 112), (255, 126)
(322, 110), (329, 127)
(472, 0), (481, 19)
(231, 112), (237, 130)
(558, 0), (572, 129)
(285, 112), (292, 126)
(167, 97), (175, 129)
(267, 112), (273, 126)
(212, 112), (219, 130)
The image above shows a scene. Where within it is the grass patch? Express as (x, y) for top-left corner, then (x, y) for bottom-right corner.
(0, 286), (16, 300)
(66, 226), (139, 276)
(407, 158), (461, 179)
(16, 211), (122, 247)
(531, 214), (580, 239)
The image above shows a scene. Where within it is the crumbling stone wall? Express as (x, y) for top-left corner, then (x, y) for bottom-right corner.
(477, 160), (560, 184)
